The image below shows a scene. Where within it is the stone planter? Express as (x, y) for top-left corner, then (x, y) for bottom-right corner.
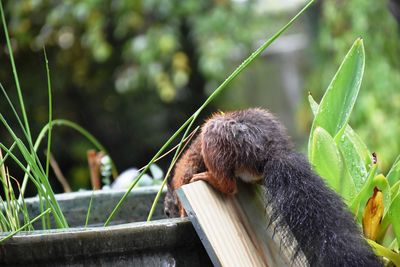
(0, 186), (212, 266)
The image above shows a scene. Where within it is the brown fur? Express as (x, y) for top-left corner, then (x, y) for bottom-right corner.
(164, 108), (382, 266)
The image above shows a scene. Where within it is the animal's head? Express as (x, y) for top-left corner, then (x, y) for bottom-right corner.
(164, 188), (181, 218)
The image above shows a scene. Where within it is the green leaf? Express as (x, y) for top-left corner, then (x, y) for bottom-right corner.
(308, 94), (371, 193)
(309, 38), (365, 158)
(310, 127), (355, 202)
(308, 93), (319, 116)
(379, 183), (399, 243)
(391, 180), (400, 199)
(372, 174), (391, 218)
(350, 161), (378, 216)
(336, 126), (371, 192)
(387, 155), (400, 187)
(389, 192), (400, 248)
(367, 240), (400, 267)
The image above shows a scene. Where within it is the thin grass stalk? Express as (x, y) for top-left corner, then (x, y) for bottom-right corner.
(85, 191), (94, 228)
(39, 194), (47, 229)
(39, 47), (54, 228)
(0, 202), (10, 231)
(0, 144), (43, 192)
(0, 208), (51, 243)
(147, 114), (198, 221)
(43, 47), (52, 178)
(105, 0), (316, 226)
(21, 118), (118, 196)
(103, 116), (195, 226)
(6, 173), (19, 230)
(8, 175), (22, 230)
(139, 126), (200, 219)
(0, 142), (16, 168)
(136, 126), (200, 173)
(11, 176), (32, 231)
(19, 196), (32, 231)
(0, 1), (32, 144)
(0, 83), (29, 142)
(0, 150), (11, 219)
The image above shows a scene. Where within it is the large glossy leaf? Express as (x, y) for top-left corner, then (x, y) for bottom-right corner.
(387, 155), (400, 187)
(308, 38), (365, 159)
(310, 127), (355, 202)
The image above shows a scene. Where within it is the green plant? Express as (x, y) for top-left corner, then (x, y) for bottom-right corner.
(308, 38), (400, 266)
(307, 0), (400, 172)
(0, 0), (116, 239)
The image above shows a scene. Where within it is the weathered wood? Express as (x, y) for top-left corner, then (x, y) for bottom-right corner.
(177, 180), (308, 267)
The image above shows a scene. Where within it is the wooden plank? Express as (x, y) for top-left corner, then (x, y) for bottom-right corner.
(177, 180), (308, 267)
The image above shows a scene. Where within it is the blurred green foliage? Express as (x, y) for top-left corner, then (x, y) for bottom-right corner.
(308, 0), (400, 171)
(0, 0), (274, 193)
(6, 0), (260, 101)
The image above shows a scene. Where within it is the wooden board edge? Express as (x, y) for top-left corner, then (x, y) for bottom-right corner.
(176, 187), (222, 267)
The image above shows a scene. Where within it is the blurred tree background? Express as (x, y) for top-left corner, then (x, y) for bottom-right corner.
(0, 0), (399, 194)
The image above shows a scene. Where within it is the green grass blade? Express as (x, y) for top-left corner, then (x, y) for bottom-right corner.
(20, 118), (118, 197)
(0, 83), (30, 141)
(37, 119), (117, 175)
(84, 191), (94, 228)
(308, 39), (365, 158)
(43, 47), (53, 179)
(0, 0), (32, 144)
(0, 208), (51, 243)
(104, 116), (195, 226)
(0, 143), (42, 191)
(146, 116), (198, 221)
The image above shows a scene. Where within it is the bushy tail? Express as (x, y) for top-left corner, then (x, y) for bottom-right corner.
(262, 150), (382, 266)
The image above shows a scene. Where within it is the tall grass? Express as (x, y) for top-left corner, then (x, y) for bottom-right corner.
(0, 0), (115, 238)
